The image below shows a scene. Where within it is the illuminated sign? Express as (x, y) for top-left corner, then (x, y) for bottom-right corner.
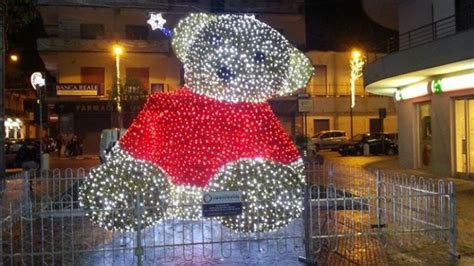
(395, 82), (429, 101)
(56, 83), (101, 96)
(431, 73), (474, 93)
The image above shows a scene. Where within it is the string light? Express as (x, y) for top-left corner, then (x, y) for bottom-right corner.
(172, 14), (313, 102)
(81, 13), (313, 233)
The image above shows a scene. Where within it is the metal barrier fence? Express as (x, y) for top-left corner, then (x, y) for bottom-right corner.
(1, 164), (457, 265)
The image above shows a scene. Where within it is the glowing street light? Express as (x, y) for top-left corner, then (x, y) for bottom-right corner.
(113, 44), (123, 127)
(9, 54), (18, 62)
(349, 49), (365, 138)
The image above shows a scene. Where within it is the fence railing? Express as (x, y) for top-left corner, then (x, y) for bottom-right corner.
(1, 164), (457, 265)
(305, 84), (368, 97)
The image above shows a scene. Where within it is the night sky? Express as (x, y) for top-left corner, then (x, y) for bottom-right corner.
(305, 0), (396, 51)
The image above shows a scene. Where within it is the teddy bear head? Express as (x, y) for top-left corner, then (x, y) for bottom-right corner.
(172, 13), (313, 103)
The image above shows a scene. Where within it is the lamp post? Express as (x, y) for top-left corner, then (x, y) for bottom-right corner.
(31, 71), (46, 162)
(349, 49), (365, 138)
(113, 44), (123, 128)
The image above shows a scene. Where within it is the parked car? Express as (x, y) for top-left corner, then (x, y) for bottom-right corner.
(5, 139), (41, 169)
(338, 132), (398, 156)
(311, 130), (348, 151)
(5, 139), (23, 168)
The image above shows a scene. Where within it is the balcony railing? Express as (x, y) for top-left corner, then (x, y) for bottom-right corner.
(37, 38), (170, 53)
(305, 84), (374, 97)
(369, 8), (474, 62)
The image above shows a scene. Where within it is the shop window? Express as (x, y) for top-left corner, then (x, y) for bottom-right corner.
(81, 67), (105, 96)
(125, 25), (149, 40)
(80, 24), (104, 39)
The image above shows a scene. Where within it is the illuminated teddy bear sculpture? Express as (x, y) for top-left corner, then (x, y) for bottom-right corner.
(80, 14), (313, 233)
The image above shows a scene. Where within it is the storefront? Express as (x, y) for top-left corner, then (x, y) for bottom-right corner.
(394, 72), (474, 177)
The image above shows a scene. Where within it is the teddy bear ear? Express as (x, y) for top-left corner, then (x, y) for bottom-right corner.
(277, 48), (314, 96)
(172, 13), (216, 62)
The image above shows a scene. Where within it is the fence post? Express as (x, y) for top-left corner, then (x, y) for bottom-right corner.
(375, 170), (384, 230)
(22, 171), (32, 217)
(135, 193), (144, 266)
(298, 183), (316, 265)
(298, 165), (316, 264)
(448, 183), (459, 258)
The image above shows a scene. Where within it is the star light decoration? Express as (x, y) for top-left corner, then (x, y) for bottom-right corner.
(80, 13), (313, 233)
(147, 12), (172, 37)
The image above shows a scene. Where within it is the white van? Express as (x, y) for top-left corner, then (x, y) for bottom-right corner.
(99, 128), (126, 163)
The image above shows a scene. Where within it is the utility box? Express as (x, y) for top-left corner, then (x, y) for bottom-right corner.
(363, 143), (370, 156)
(41, 153), (50, 171)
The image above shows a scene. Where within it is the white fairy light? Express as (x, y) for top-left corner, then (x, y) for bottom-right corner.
(81, 13), (313, 233)
(172, 14), (313, 103)
(81, 145), (304, 232)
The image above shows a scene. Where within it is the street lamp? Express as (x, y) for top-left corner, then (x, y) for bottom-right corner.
(113, 44), (123, 128)
(349, 49), (365, 138)
(9, 54), (18, 62)
(31, 72), (46, 168)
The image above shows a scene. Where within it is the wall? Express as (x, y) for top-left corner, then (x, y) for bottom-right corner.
(397, 99), (417, 169)
(398, 0), (455, 33)
(304, 96), (397, 136)
(259, 14), (306, 48)
(431, 93), (453, 176)
(305, 51), (365, 96)
(54, 52), (181, 94)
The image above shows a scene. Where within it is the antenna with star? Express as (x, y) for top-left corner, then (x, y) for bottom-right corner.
(147, 12), (172, 37)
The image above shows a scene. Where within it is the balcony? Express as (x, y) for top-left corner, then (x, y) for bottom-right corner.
(364, 9), (474, 96)
(37, 38), (170, 53)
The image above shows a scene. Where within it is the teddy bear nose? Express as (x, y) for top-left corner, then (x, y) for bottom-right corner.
(254, 51), (266, 63)
(217, 66), (234, 81)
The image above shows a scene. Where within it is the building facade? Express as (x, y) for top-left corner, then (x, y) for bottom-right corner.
(37, 0), (306, 154)
(299, 51), (397, 139)
(363, 0), (474, 177)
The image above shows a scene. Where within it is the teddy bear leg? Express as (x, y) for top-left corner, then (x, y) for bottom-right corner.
(207, 159), (305, 233)
(79, 145), (170, 231)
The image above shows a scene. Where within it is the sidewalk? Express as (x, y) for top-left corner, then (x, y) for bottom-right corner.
(49, 153), (99, 160)
(366, 157), (474, 265)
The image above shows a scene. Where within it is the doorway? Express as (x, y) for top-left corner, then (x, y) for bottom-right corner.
(369, 119), (382, 133)
(313, 119), (330, 135)
(418, 103), (432, 169)
(454, 98), (474, 178)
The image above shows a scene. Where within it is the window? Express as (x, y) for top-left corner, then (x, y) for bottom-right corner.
(125, 25), (149, 40)
(81, 67), (105, 96)
(80, 24), (104, 39)
(126, 68), (149, 92)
